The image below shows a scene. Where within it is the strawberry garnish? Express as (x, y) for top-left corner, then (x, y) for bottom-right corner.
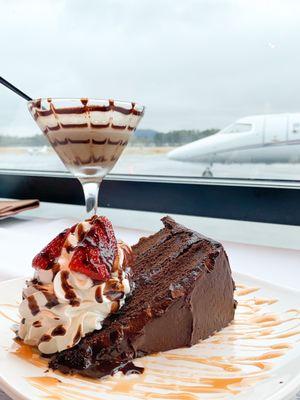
(68, 246), (110, 282)
(69, 216), (117, 282)
(32, 228), (71, 270)
(32, 216), (117, 283)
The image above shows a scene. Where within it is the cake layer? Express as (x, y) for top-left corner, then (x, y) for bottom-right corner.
(50, 217), (236, 377)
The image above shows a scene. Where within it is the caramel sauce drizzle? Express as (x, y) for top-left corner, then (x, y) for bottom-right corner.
(0, 303), (19, 323)
(0, 303), (19, 308)
(0, 310), (18, 324)
(12, 339), (48, 369)
(235, 287), (260, 296)
(254, 298), (278, 305)
(1, 282), (299, 400)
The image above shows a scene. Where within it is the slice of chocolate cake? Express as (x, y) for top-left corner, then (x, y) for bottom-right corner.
(50, 216), (236, 378)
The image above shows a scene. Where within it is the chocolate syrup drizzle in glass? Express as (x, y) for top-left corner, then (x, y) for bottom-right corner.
(27, 97), (145, 216)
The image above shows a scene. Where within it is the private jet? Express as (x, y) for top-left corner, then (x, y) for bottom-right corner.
(27, 145), (49, 156)
(168, 113), (300, 176)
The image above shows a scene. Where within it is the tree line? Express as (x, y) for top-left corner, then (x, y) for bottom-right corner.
(0, 134), (46, 147)
(0, 129), (219, 147)
(132, 129), (218, 147)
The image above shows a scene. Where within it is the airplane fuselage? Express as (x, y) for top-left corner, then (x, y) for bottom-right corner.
(168, 113), (300, 164)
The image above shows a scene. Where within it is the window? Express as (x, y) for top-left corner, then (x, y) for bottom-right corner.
(0, 1), (300, 226)
(293, 123), (300, 134)
(1, 1), (300, 182)
(222, 123), (253, 134)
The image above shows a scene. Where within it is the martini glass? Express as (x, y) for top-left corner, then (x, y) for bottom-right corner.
(28, 98), (145, 216)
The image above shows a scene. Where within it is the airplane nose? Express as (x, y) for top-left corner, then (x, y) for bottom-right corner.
(168, 147), (186, 161)
(167, 141), (205, 161)
(167, 133), (226, 162)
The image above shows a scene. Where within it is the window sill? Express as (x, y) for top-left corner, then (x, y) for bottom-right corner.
(0, 172), (299, 226)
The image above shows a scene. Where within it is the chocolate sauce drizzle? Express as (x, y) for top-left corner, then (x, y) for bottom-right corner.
(117, 361), (144, 376)
(48, 138), (68, 147)
(108, 138), (122, 145)
(34, 99), (144, 117)
(111, 124), (127, 130)
(52, 264), (61, 276)
(40, 334), (51, 343)
(30, 98), (144, 135)
(47, 124), (60, 131)
(44, 292), (59, 309)
(65, 245), (74, 254)
(68, 138), (90, 144)
(104, 280), (125, 301)
(60, 271), (80, 307)
(51, 325), (66, 336)
(76, 223), (85, 242)
(90, 123), (110, 129)
(95, 287), (103, 303)
(27, 295), (40, 316)
(60, 123), (89, 129)
(48, 137), (128, 147)
(92, 138), (107, 145)
(73, 154), (108, 166)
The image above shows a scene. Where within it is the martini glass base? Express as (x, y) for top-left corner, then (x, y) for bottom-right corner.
(81, 181), (100, 216)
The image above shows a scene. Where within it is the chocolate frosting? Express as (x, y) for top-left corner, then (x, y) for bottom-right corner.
(50, 216), (236, 377)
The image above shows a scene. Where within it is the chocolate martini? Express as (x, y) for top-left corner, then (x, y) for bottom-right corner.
(28, 98), (145, 213)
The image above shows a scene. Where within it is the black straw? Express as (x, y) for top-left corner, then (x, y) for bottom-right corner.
(0, 76), (32, 101)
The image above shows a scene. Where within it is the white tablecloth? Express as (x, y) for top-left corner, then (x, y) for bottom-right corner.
(0, 215), (299, 399)
(0, 215), (299, 289)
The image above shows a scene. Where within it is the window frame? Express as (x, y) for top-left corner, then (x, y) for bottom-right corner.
(0, 170), (299, 226)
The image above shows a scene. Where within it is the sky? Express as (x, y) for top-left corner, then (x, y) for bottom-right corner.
(1, 0), (300, 136)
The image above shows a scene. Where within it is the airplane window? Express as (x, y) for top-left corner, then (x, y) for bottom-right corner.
(293, 123), (300, 134)
(222, 123), (253, 134)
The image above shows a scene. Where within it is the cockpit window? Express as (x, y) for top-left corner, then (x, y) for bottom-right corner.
(222, 123), (253, 133)
(292, 123), (300, 133)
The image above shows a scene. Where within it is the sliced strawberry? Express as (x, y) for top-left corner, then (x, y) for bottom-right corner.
(32, 224), (77, 270)
(68, 246), (110, 281)
(87, 216), (118, 268)
(69, 216), (117, 282)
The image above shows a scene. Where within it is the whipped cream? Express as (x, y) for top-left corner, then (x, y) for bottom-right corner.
(18, 221), (131, 354)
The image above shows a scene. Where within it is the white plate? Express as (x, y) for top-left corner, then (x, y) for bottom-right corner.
(0, 273), (299, 400)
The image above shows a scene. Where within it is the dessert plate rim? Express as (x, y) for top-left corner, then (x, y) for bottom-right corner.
(0, 273), (299, 400)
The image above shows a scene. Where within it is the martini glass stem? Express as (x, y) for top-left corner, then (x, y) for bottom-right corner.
(81, 181), (100, 215)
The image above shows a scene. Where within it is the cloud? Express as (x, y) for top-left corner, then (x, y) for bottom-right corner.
(0, 0), (300, 135)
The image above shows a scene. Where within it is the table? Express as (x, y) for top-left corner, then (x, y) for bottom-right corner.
(0, 207), (299, 399)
